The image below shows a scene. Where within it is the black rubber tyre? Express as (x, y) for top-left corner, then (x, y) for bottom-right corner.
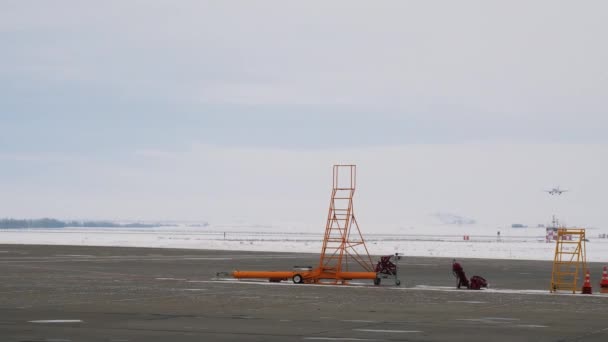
(395, 279), (401, 286)
(373, 278), (381, 286)
(292, 274), (303, 284)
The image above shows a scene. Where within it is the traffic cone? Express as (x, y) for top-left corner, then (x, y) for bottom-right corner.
(582, 269), (592, 294)
(600, 266), (608, 294)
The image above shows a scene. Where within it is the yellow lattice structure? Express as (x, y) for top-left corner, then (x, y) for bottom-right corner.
(550, 228), (587, 293)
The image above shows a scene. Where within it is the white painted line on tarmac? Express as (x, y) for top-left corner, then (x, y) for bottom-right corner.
(182, 257), (233, 260)
(206, 278), (608, 299)
(515, 324), (548, 328)
(181, 288), (207, 291)
(155, 278), (187, 281)
(482, 317), (519, 321)
(206, 278), (608, 298)
(447, 301), (487, 304)
(405, 285), (608, 298)
(303, 338), (378, 341)
(28, 320), (83, 323)
(354, 329), (422, 333)
(457, 317), (519, 324)
(409, 285), (459, 291)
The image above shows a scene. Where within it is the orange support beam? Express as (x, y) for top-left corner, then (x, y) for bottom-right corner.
(232, 270), (377, 284)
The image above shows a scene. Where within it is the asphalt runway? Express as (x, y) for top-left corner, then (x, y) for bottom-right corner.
(1, 244), (607, 342)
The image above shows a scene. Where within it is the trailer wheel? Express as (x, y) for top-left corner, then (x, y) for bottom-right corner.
(395, 279), (401, 286)
(292, 274), (303, 284)
(374, 278), (381, 286)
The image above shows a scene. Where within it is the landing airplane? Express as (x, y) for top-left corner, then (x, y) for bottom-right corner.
(545, 186), (568, 195)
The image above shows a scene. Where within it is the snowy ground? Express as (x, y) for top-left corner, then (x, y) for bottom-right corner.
(2, 224), (608, 262)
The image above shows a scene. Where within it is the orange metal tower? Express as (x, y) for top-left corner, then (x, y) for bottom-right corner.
(232, 165), (377, 284)
(316, 165), (375, 282)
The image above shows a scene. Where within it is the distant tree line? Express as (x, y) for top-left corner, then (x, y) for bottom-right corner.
(0, 218), (165, 229)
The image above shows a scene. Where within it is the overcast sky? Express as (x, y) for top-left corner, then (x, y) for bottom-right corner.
(1, 1), (607, 229)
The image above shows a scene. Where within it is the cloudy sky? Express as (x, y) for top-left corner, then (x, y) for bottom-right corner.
(1, 1), (607, 229)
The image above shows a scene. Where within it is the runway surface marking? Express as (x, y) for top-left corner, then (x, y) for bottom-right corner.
(181, 288), (207, 291)
(182, 257), (233, 260)
(457, 318), (548, 328)
(353, 329), (422, 333)
(515, 324), (548, 328)
(408, 285), (608, 298)
(28, 320), (83, 323)
(457, 317), (519, 324)
(207, 279), (608, 298)
(447, 300), (487, 304)
(303, 338), (378, 341)
(166, 279), (608, 299)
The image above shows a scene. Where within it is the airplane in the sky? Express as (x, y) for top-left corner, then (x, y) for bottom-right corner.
(545, 186), (568, 195)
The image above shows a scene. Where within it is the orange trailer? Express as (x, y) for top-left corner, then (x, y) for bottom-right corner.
(232, 165), (378, 285)
(232, 270), (377, 284)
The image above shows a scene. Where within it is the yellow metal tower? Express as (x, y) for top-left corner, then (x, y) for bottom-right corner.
(550, 228), (587, 293)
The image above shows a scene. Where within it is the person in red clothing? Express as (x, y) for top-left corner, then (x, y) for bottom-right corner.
(452, 259), (469, 289)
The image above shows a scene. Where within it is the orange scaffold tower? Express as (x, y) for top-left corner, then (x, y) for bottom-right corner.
(316, 165), (375, 283)
(232, 165), (377, 284)
(550, 228), (587, 294)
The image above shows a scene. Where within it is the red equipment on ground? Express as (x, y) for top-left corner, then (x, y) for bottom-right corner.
(452, 259), (488, 290)
(375, 255), (397, 275)
(600, 266), (608, 293)
(469, 275), (488, 290)
(582, 269), (592, 294)
(374, 254), (401, 286)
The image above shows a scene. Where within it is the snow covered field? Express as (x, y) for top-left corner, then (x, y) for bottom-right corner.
(2, 224), (608, 262)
